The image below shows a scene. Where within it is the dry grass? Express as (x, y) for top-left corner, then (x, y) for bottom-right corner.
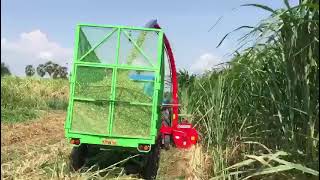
(157, 144), (212, 180)
(2, 110), (212, 180)
(0, 111), (141, 180)
(1, 111), (65, 147)
(1, 111), (69, 179)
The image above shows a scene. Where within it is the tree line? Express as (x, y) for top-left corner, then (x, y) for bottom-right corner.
(1, 61), (68, 79)
(25, 61), (68, 79)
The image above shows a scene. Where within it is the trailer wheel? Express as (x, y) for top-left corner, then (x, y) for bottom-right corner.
(164, 134), (171, 150)
(141, 138), (161, 180)
(70, 144), (88, 171)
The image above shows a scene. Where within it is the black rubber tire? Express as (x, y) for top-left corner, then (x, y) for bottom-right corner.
(70, 144), (88, 171)
(141, 138), (161, 180)
(124, 162), (141, 175)
(164, 134), (171, 150)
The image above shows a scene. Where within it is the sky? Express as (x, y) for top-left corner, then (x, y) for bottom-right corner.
(1, 0), (298, 76)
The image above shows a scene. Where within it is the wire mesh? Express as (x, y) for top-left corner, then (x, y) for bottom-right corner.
(119, 29), (158, 67)
(78, 26), (117, 64)
(71, 66), (112, 134)
(70, 26), (161, 138)
(71, 101), (110, 134)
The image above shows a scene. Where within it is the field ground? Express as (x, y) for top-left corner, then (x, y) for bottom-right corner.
(1, 110), (207, 180)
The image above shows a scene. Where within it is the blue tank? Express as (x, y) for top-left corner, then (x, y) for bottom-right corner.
(129, 74), (155, 97)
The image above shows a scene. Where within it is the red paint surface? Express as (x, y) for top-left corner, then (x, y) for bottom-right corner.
(150, 21), (198, 149)
(153, 23), (179, 128)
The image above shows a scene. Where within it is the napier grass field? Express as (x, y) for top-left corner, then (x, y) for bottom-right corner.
(1, 0), (319, 179)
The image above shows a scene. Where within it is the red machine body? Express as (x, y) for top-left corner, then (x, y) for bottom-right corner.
(147, 20), (199, 149)
(160, 121), (199, 149)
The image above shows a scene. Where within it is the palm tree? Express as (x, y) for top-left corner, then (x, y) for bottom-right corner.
(52, 65), (68, 79)
(25, 65), (35, 76)
(59, 66), (68, 79)
(1, 62), (11, 77)
(36, 64), (46, 77)
(44, 61), (54, 77)
(52, 63), (60, 79)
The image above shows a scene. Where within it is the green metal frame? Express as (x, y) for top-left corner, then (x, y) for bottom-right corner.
(64, 24), (164, 151)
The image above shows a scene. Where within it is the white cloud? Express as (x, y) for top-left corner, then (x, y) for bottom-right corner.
(1, 38), (7, 45)
(38, 51), (54, 59)
(1, 30), (72, 76)
(190, 53), (226, 74)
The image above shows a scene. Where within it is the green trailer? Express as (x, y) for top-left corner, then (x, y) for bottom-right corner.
(64, 24), (165, 178)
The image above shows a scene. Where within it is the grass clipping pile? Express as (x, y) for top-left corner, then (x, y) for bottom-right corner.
(71, 70), (154, 138)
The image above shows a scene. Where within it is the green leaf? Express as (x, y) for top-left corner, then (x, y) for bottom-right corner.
(304, 2), (319, 10)
(216, 26), (254, 48)
(243, 141), (273, 153)
(243, 165), (294, 180)
(283, 0), (291, 9)
(271, 157), (319, 176)
(241, 3), (276, 13)
(223, 159), (256, 171)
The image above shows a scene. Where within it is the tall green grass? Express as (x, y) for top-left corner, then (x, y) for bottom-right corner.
(179, 0), (319, 179)
(1, 76), (69, 122)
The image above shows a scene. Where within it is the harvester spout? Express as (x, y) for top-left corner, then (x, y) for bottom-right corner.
(145, 19), (158, 28)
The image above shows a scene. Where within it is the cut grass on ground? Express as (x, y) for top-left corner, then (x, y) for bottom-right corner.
(1, 111), (207, 180)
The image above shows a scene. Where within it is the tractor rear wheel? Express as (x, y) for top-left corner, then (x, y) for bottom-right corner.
(141, 138), (161, 180)
(70, 144), (88, 171)
(164, 134), (171, 150)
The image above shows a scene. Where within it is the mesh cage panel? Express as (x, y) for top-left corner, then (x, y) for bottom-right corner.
(112, 104), (152, 137)
(71, 66), (113, 135)
(115, 69), (154, 104)
(140, 31), (158, 66)
(69, 25), (162, 138)
(74, 66), (113, 99)
(71, 101), (109, 134)
(78, 26), (116, 64)
(112, 69), (154, 137)
(119, 30), (158, 67)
